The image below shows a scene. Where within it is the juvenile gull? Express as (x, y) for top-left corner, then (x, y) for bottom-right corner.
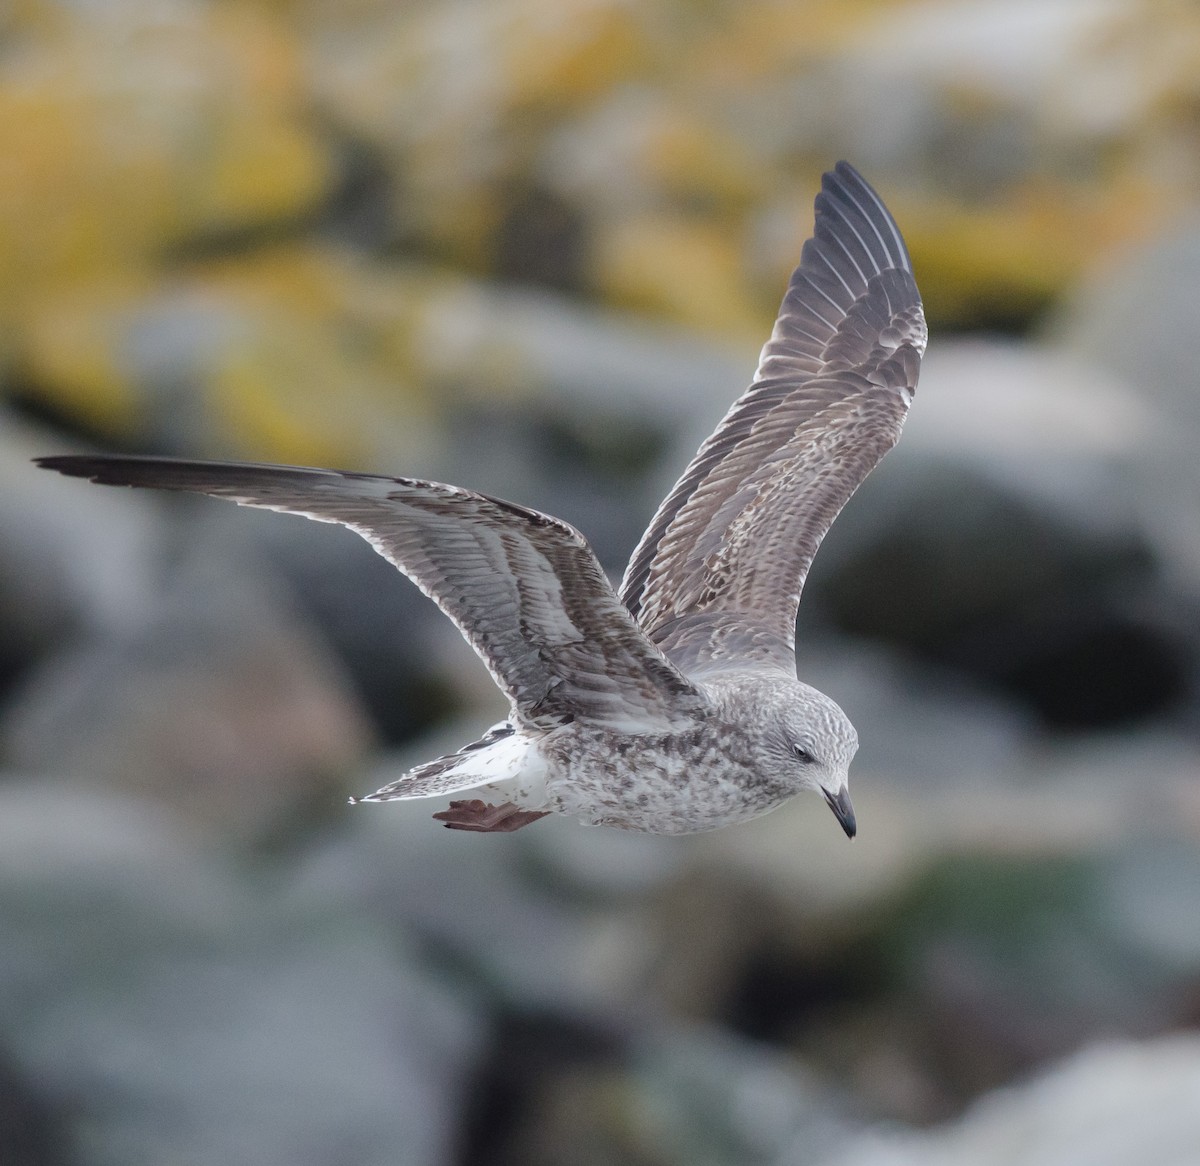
(37, 162), (925, 837)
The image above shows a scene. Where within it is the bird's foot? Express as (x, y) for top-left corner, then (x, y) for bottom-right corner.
(432, 799), (550, 832)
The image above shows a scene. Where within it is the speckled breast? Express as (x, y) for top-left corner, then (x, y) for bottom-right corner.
(543, 724), (789, 835)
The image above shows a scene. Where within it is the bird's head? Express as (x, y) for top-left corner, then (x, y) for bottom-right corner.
(772, 682), (859, 838)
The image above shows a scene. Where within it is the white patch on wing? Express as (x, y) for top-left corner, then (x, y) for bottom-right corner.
(226, 497), (346, 525)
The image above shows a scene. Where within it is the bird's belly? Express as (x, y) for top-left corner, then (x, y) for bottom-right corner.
(545, 730), (785, 835)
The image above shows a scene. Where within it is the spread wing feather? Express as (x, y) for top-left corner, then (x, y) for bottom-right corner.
(36, 456), (704, 730)
(620, 162), (926, 673)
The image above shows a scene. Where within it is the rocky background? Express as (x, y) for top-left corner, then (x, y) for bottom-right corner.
(2, 0), (1200, 1163)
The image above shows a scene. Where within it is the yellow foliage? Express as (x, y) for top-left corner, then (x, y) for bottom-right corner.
(0, 3), (328, 330)
(687, 0), (894, 80)
(7, 0), (1200, 450)
(593, 214), (763, 337)
(0, 76), (177, 322)
(19, 280), (150, 432)
(207, 316), (379, 468)
(193, 252), (443, 465)
(17, 245), (448, 462)
(901, 179), (1166, 330)
(503, 1), (647, 110)
(640, 114), (766, 212)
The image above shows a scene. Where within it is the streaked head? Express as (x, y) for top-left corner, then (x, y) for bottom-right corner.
(706, 672), (860, 838)
(776, 682), (859, 838)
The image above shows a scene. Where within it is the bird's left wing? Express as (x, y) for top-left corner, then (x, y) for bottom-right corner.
(36, 456), (705, 731)
(620, 162), (926, 674)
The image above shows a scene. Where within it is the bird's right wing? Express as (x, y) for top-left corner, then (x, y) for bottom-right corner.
(36, 456), (705, 732)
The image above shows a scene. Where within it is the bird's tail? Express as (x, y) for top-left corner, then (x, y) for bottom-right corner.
(351, 723), (539, 803)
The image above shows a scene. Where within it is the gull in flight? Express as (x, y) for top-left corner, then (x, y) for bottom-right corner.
(38, 162), (926, 837)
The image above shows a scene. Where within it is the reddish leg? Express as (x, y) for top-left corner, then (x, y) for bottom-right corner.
(432, 799), (551, 832)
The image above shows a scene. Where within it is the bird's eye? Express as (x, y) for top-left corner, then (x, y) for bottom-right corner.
(793, 744), (815, 764)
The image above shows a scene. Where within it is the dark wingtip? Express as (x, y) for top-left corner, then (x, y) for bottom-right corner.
(36, 454), (123, 479)
(827, 159), (870, 194)
(812, 158), (912, 276)
(33, 454), (87, 475)
(831, 159), (864, 183)
(33, 454), (148, 488)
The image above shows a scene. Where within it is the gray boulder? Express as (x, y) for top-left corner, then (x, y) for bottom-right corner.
(1, 536), (373, 840)
(817, 1035), (1200, 1166)
(0, 781), (481, 1166)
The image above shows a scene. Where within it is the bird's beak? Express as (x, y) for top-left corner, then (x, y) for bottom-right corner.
(823, 787), (857, 839)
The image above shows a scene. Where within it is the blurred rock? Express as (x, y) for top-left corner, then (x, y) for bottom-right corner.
(298, 767), (651, 1011)
(1053, 220), (1200, 432)
(468, 1020), (856, 1166)
(19, 248), (442, 466)
(10, 0), (1199, 458)
(18, 244), (750, 521)
(592, 211), (764, 336)
(817, 1035), (1200, 1166)
(1, 533), (373, 840)
(306, 0), (645, 262)
(1051, 219), (1200, 589)
(1097, 836), (1200, 976)
(797, 339), (1199, 733)
(610, 728), (1200, 1123)
(0, 1046), (70, 1166)
(831, 0), (1187, 328)
(303, 0), (1188, 335)
(300, 795), (869, 1166)
(855, 846), (1197, 1111)
(625, 1027), (855, 1166)
(0, 413), (162, 699)
(4, 0), (1199, 458)
(450, 1005), (631, 1166)
(0, 780), (481, 1166)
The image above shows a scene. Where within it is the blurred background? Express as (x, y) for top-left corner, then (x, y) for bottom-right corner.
(3, 0), (1200, 1163)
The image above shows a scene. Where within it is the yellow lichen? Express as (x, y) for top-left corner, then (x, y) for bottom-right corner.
(20, 280), (151, 433)
(593, 214), (763, 337)
(502, 0), (647, 111)
(901, 177), (1167, 330)
(0, 3), (329, 333)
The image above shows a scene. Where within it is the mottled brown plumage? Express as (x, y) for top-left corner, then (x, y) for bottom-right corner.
(621, 162), (925, 673)
(36, 162), (925, 838)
